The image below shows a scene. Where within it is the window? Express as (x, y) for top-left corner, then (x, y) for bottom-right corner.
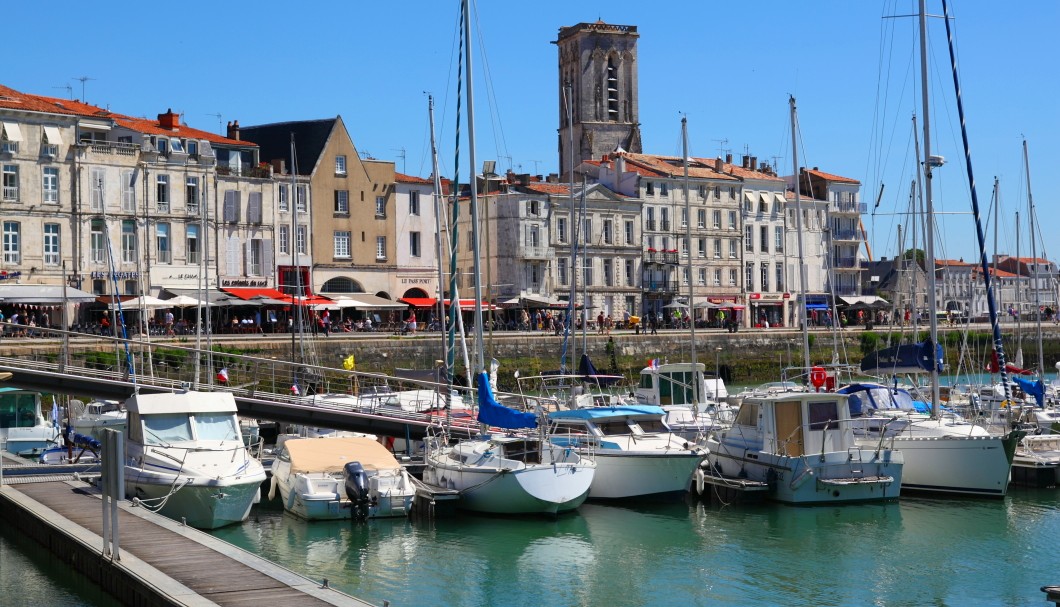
(729, 268), (738, 287)
(712, 210), (721, 229)
(760, 262), (770, 291)
(296, 185), (307, 212)
(247, 238), (264, 276)
(646, 182), (654, 196)
(698, 185), (706, 199)
(558, 257), (568, 285)
(759, 195), (769, 214)
(603, 219), (613, 244)
(582, 258), (592, 286)
(278, 184), (289, 212)
(187, 140), (198, 157)
(410, 231), (421, 257)
(714, 186), (720, 199)
(527, 225), (541, 248)
(410, 190), (420, 215)
(376, 236), (387, 260)
(277, 225), (288, 255)
(603, 259), (613, 286)
(680, 238), (689, 258)
(156, 222), (171, 263)
(775, 226), (784, 252)
(729, 186), (736, 199)
(681, 267), (689, 286)
(661, 182), (669, 197)
(223, 190), (241, 223)
(625, 259), (635, 286)
(625, 220), (634, 245)
(2, 165), (18, 201)
(335, 155), (347, 175)
(713, 268), (721, 286)
(660, 208), (669, 231)
(729, 239), (738, 259)
(760, 226), (769, 253)
(335, 190), (349, 214)
(2, 221), (19, 263)
(557, 217), (567, 243)
(698, 268), (706, 286)
(296, 225), (307, 254)
(42, 167), (59, 203)
(698, 238), (706, 258)
(156, 175), (169, 212)
(121, 220), (136, 263)
(528, 199), (540, 216)
(583, 218), (592, 242)
(375, 196), (386, 217)
(680, 208), (688, 229)
(334, 231), (351, 258)
(746, 262), (754, 290)
(745, 226), (753, 252)
(90, 220), (104, 263)
(713, 239), (722, 259)
(89, 168), (104, 210)
(43, 223), (60, 265)
(186, 224), (200, 264)
(697, 209), (706, 229)
(776, 263), (784, 292)
(185, 176), (199, 214)
(728, 210), (737, 230)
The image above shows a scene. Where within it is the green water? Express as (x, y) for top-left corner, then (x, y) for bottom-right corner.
(211, 490), (1060, 607)
(0, 519), (121, 607)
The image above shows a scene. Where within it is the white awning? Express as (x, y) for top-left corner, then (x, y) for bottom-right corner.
(839, 295), (889, 306)
(743, 191), (756, 204)
(774, 193), (787, 205)
(332, 294), (407, 310)
(0, 284), (95, 303)
(42, 126), (63, 145)
(1, 122), (23, 142)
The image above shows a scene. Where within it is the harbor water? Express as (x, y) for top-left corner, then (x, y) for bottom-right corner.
(209, 489), (1060, 607)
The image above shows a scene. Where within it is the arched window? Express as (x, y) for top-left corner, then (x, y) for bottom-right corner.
(320, 277), (364, 293)
(606, 57), (619, 122)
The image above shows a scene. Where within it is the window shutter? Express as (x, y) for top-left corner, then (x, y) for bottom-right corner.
(226, 234), (240, 274)
(244, 240), (252, 275)
(223, 191), (235, 222)
(248, 192), (262, 224)
(262, 239), (274, 277)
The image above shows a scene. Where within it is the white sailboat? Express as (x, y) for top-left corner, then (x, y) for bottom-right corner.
(421, 0), (595, 515)
(123, 389), (266, 529)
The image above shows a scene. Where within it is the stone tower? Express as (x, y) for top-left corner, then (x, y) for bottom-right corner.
(555, 20), (642, 178)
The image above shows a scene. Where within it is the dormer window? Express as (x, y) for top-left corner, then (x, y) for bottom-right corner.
(170, 138), (185, 154)
(187, 140), (198, 157)
(155, 137), (169, 156)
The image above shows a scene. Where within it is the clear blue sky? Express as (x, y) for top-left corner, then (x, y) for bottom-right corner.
(7, 1), (1057, 264)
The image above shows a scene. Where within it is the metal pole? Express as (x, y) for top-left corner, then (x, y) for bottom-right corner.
(463, 0), (485, 373)
(789, 96), (812, 374)
(681, 117), (698, 407)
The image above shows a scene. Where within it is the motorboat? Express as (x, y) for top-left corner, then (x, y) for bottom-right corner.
(69, 398), (127, 440)
(422, 372), (596, 515)
(702, 391), (903, 504)
(0, 388), (60, 456)
(124, 389), (267, 529)
(269, 436), (415, 520)
(548, 404), (707, 500)
(634, 362), (731, 443)
(1010, 434), (1060, 488)
(839, 383), (1017, 497)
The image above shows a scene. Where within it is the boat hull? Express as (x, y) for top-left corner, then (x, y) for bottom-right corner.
(861, 435), (1013, 497)
(126, 471), (264, 529)
(423, 459), (594, 515)
(273, 474), (414, 520)
(588, 451), (705, 500)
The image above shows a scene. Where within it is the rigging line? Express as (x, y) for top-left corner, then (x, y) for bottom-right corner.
(446, 3), (465, 378)
(470, 0), (510, 168)
(434, 9), (464, 182)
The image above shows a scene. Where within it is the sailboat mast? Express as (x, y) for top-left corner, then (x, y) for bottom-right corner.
(565, 81), (577, 371)
(917, 0), (942, 415)
(788, 96), (811, 373)
(462, 0), (485, 373)
(1024, 139), (1044, 376)
(428, 95), (450, 398)
(681, 117), (698, 405)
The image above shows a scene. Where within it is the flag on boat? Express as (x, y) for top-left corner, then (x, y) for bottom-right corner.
(51, 396), (59, 427)
(648, 358), (659, 370)
(342, 354), (356, 371)
(291, 383), (300, 396)
(217, 367), (229, 383)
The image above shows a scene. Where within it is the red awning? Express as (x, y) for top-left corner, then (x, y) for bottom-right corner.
(399, 297), (438, 308)
(444, 299), (496, 310)
(222, 287), (332, 307)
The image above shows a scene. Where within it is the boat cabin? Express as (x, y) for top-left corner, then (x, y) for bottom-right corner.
(635, 363), (719, 406)
(729, 393), (856, 457)
(125, 390), (242, 446)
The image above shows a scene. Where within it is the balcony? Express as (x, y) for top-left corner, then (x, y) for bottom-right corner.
(643, 251), (679, 265)
(834, 201), (868, 214)
(831, 229), (860, 241)
(88, 141), (140, 157)
(660, 220), (671, 232)
(643, 280), (679, 293)
(645, 219), (657, 231)
(522, 246), (549, 259)
(833, 285), (860, 296)
(833, 257), (859, 269)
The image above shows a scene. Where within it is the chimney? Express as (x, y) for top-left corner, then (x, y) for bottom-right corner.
(615, 154), (625, 177)
(742, 155), (750, 168)
(725, 153), (733, 164)
(750, 156), (757, 172)
(227, 120), (240, 141)
(158, 108), (179, 130)
(714, 157), (724, 173)
(270, 158), (286, 174)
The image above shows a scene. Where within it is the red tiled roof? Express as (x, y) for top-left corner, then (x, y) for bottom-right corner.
(619, 153), (739, 181)
(784, 189), (827, 203)
(971, 267), (1020, 278)
(113, 115), (254, 148)
(522, 183), (571, 195)
(395, 172), (432, 185)
(708, 159), (785, 182)
(802, 168), (860, 185)
(936, 259), (975, 267)
(999, 256), (1050, 264)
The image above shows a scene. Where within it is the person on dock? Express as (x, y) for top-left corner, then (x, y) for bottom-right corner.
(164, 310), (175, 336)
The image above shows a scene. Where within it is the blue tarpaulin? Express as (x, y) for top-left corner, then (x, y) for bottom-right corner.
(1013, 376), (1045, 407)
(475, 371), (538, 429)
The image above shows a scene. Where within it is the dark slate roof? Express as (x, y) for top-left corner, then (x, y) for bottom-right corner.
(238, 118), (337, 176)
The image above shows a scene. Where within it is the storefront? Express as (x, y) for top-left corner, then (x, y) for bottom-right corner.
(748, 292), (787, 328)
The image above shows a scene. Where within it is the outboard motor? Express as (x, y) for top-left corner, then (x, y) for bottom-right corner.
(343, 462), (370, 521)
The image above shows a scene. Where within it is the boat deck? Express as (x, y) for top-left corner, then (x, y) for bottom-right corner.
(0, 476), (373, 606)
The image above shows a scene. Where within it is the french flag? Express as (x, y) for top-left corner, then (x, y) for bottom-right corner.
(217, 368), (229, 383)
(291, 383), (300, 396)
(650, 358), (659, 370)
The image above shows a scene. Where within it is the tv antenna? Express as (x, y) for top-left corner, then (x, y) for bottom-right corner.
(501, 155), (513, 173)
(528, 160), (542, 175)
(206, 113), (222, 134)
(53, 84), (74, 100)
(712, 138), (730, 158)
(73, 76), (95, 102)
(392, 147), (406, 174)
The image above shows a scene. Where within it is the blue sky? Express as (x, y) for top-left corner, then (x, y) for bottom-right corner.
(7, 1), (1057, 263)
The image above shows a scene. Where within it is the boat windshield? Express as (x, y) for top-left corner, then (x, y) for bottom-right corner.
(0, 393), (39, 429)
(194, 413), (240, 441)
(635, 418), (669, 433)
(596, 420), (633, 436)
(849, 387), (918, 413)
(143, 413), (193, 444)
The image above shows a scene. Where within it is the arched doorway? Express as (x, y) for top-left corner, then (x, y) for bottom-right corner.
(320, 277), (365, 294)
(402, 287), (429, 299)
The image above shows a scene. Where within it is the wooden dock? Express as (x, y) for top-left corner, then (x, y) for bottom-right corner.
(0, 476), (375, 606)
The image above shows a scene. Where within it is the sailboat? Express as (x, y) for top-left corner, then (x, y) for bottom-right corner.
(847, 0), (1021, 497)
(420, 0), (595, 515)
(699, 97), (904, 505)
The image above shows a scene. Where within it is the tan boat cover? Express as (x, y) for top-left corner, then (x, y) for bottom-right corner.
(284, 437), (400, 474)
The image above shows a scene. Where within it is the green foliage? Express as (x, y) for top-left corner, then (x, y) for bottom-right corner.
(860, 332), (881, 355)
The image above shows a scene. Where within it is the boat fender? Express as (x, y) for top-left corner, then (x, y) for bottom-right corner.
(343, 462), (371, 520)
(695, 468), (706, 496)
(268, 476), (277, 501)
(789, 466), (815, 491)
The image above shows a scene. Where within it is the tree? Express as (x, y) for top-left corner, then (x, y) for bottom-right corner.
(900, 248), (926, 269)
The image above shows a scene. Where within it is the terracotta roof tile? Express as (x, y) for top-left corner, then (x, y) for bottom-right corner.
(395, 172), (432, 185)
(522, 183), (571, 195)
(803, 168), (860, 185)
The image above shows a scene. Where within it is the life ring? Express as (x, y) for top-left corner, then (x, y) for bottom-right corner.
(999, 400), (1014, 409)
(810, 366), (826, 389)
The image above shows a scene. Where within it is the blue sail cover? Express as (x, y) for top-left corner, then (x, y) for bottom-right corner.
(475, 371), (538, 429)
(860, 341), (943, 375)
(578, 353), (621, 386)
(1013, 376), (1045, 407)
